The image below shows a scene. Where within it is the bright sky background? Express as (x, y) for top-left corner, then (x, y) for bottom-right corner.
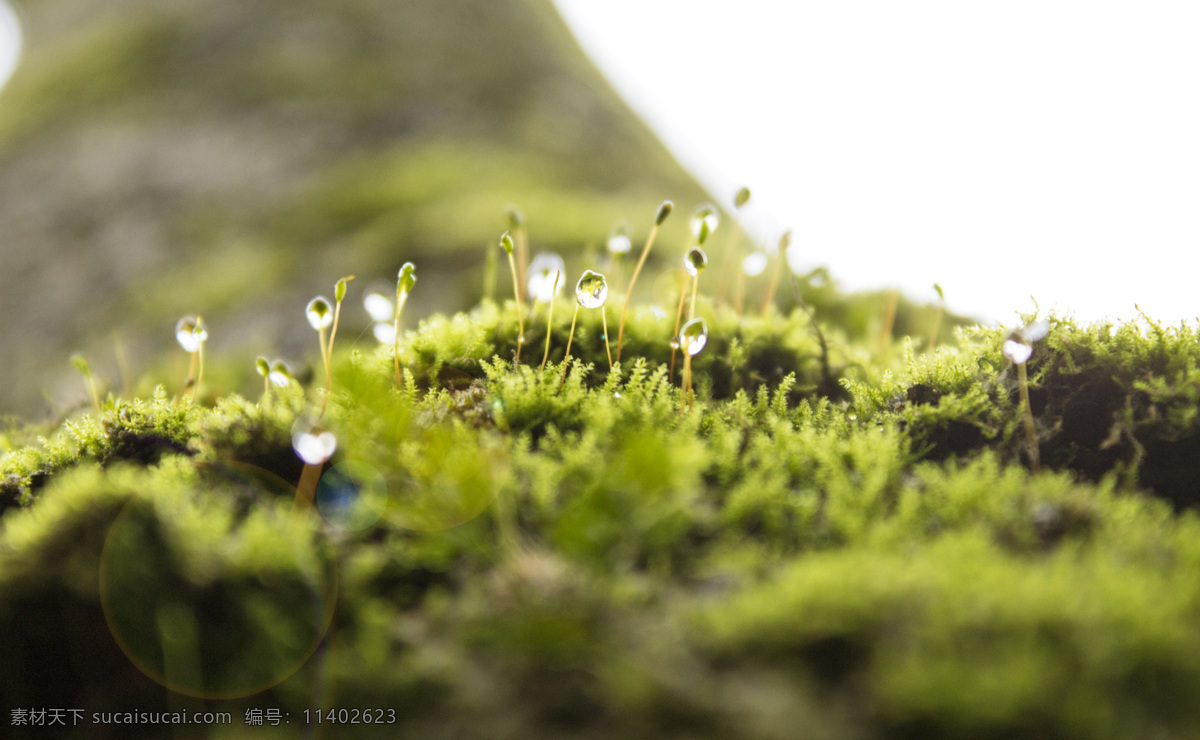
(555, 1), (1200, 326)
(0, 1), (18, 90)
(2, 3), (1198, 326)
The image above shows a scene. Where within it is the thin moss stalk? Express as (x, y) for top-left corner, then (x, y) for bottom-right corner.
(70, 354), (102, 415)
(501, 232), (525, 363)
(717, 186), (751, 309)
(394, 263), (417, 387)
(927, 283), (945, 353)
(760, 231), (791, 316)
(1017, 359), (1040, 473)
(617, 200), (672, 364)
(540, 270), (561, 372)
(558, 301), (580, 394)
(175, 315), (208, 404)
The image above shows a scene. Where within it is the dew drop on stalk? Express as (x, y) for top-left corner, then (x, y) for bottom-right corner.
(363, 292), (393, 323)
(575, 270), (608, 309)
(306, 297), (333, 330)
(679, 317), (708, 357)
(688, 203), (720, 239)
(742, 251), (768, 277)
(255, 356), (270, 377)
(175, 315), (207, 352)
(684, 247), (708, 277)
(606, 222), (633, 255)
(526, 253), (565, 302)
(292, 420), (338, 466)
(1003, 338), (1033, 364)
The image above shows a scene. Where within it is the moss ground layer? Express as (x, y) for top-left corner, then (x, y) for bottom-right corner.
(4, 299), (1200, 739)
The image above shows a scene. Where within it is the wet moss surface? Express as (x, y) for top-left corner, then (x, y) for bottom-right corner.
(4, 300), (1200, 738)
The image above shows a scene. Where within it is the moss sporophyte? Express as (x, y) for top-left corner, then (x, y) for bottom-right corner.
(679, 317), (709, 410)
(500, 232), (525, 363)
(394, 262), (417, 386)
(1003, 319), (1049, 473)
(617, 200), (672, 364)
(559, 269), (610, 393)
(174, 314), (208, 403)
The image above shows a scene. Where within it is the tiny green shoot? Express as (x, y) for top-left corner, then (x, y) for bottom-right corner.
(70, 353), (102, 415)
(506, 205), (530, 301)
(617, 200), (672, 364)
(540, 270), (562, 372)
(500, 233), (526, 363)
(394, 262), (417, 387)
(927, 283), (945, 353)
(175, 315), (208, 404)
(760, 231), (792, 316)
(717, 186), (751, 311)
(255, 355), (271, 399)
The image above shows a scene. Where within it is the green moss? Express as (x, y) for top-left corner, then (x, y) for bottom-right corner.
(6, 299), (1200, 737)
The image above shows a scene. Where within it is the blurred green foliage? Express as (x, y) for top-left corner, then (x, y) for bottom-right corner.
(5, 295), (1200, 737)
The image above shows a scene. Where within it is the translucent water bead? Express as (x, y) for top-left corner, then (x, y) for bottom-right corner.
(175, 315), (207, 352)
(679, 317), (709, 357)
(575, 270), (608, 309)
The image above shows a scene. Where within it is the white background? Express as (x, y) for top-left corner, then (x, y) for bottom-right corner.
(555, 1), (1200, 326)
(3, 2), (1199, 327)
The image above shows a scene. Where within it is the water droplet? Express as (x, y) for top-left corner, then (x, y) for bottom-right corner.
(372, 322), (396, 344)
(1003, 338), (1033, 364)
(1022, 320), (1050, 343)
(684, 246), (708, 277)
(680, 318), (708, 357)
(269, 360), (291, 388)
(292, 421), (338, 465)
(669, 339), (680, 350)
(174, 315), (207, 352)
(575, 270), (608, 309)
(306, 297), (333, 330)
(397, 262), (417, 295)
(606, 222), (633, 255)
(742, 251), (768, 277)
(255, 356), (270, 377)
(363, 292), (393, 323)
(613, 391), (622, 398)
(526, 252), (566, 302)
(688, 203), (720, 239)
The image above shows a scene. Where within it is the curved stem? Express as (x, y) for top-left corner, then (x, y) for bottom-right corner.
(291, 462), (322, 519)
(193, 342), (205, 405)
(393, 291), (409, 388)
(616, 223), (660, 364)
(601, 307), (612, 370)
(541, 271), (560, 372)
(507, 252), (525, 363)
(1018, 361), (1041, 473)
(558, 303), (580, 394)
(670, 271), (687, 382)
(683, 353), (694, 410)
